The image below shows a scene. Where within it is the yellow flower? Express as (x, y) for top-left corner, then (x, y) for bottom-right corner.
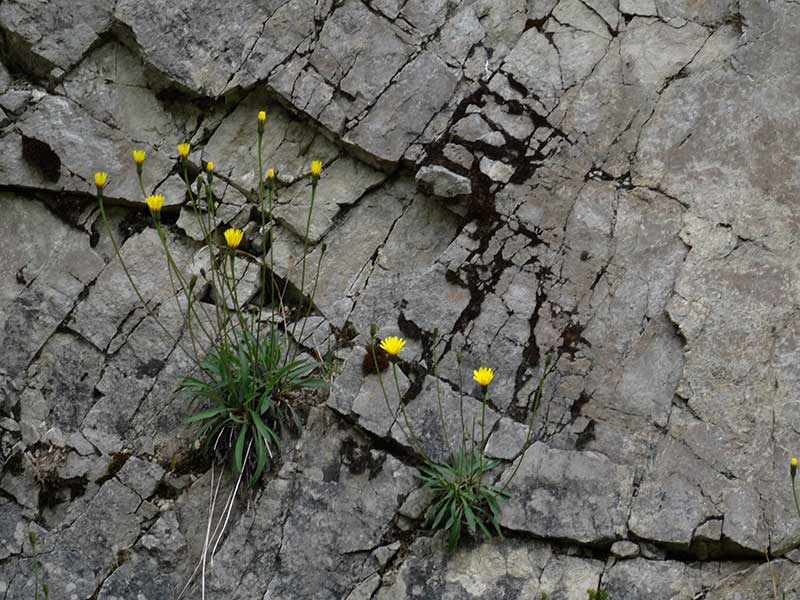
(206, 161), (214, 173)
(224, 228), (244, 249)
(177, 143), (191, 159)
(94, 172), (107, 189)
(258, 110), (267, 124)
(146, 194), (164, 212)
(310, 160), (323, 177)
(266, 168), (275, 180)
(379, 336), (405, 356)
(132, 149), (147, 165)
(472, 367), (494, 387)
(792, 457), (798, 477)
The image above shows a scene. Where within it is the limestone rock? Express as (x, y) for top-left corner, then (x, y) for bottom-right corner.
(500, 442), (635, 544)
(415, 165), (472, 198)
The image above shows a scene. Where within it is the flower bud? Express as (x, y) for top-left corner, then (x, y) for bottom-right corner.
(310, 159), (323, 180)
(94, 171), (107, 191)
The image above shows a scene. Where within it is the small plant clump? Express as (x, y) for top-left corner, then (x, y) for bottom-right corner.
(370, 330), (556, 549)
(29, 530), (49, 600)
(94, 111), (330, 596)
(94, 112), (328, 486)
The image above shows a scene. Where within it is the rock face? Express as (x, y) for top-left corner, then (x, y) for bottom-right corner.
(2, 0), (800, 597)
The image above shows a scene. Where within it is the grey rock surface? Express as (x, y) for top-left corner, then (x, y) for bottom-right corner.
(2, 0), (800, 596)
(415, 165), (472, 198)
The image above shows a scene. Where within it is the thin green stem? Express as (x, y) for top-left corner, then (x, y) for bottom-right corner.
(457, 355), (466, 454)
(136, 170), (147, 199)
(32, 535), (39, 600)
(391, 362), (428, 460)
(268, 182), (276, 318)
(225, 252), (249, 343)
(792, 476), (800, 521)
(370, 345), (401, 435)
(153, 219), (214, 345)
(178, 161), (232, 356)
(499, 356), (556, 495)
(478, 385), (488, 473)
(256, 131), (269, 347)
(288, 180), (317, 357)
(292, 245), (324, 359)
(96, 192), (201, 367)
(433, 345), (452, 457)
(479, 386), (488, 454)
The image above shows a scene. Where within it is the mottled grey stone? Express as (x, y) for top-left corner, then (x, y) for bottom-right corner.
(42, 479), (142, 599)
(610, 540), (640, 559)
(61, 41), (186, 147)
(442, 143), (475, 169)
(603, 558), (726, 600)
(500, 29), (563, 112)
(392, 375), (501, 462)
(500, 442), (635, 544)
(376, 536), (604, 599)
(482, 99), (535, 141)
(202, 88), (340, 190)
(484, 417), (528, 460)
(276, 155), (387, 243)
(115, 456), (165, 499)
(308, 1), (415, 116)
(0, 0), (113, 78)
(0, 195), (104, 379)
(69, 228), (193, 351)
(345, 52), (459, 164)
(452, 114), (505, 146)
(705, 560), (800, 600)
(97, 512), (188, 599)
(619, 0), (657, 15)
(114, 0), (270, 96)
(415, 165), (472, 198)
(479, 156), (515, 182)
(206, 409), (416, 599)
(0, 498), (24, 561)
(0, 95), (184, 205)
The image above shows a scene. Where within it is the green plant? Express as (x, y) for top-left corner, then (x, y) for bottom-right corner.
(370, 329), (557, 549)
(95, 111), (329, 598)
(94, 114), (327, 482)
(587, 588), (609, 600)
(29, 530), (49, 600)
(182, 328), (325, 483)
(418, 447), (508, 549)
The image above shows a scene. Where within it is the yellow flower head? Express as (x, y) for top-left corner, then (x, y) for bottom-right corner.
(146, 194), (164, 213)
(266, 168), (275, 180)
(224, 228), (244, 249)
(258, 110), (267, 124)
(310, 160), (323, 178)
(132, 149), (147, 165)
(379, 336), (405, 356)
(473, 366), (494, 387)
(94, 172), (108, 189)
(206, 161), (214, 173)
(793, 457), (798, 477)
(177, 143), (191, 159)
